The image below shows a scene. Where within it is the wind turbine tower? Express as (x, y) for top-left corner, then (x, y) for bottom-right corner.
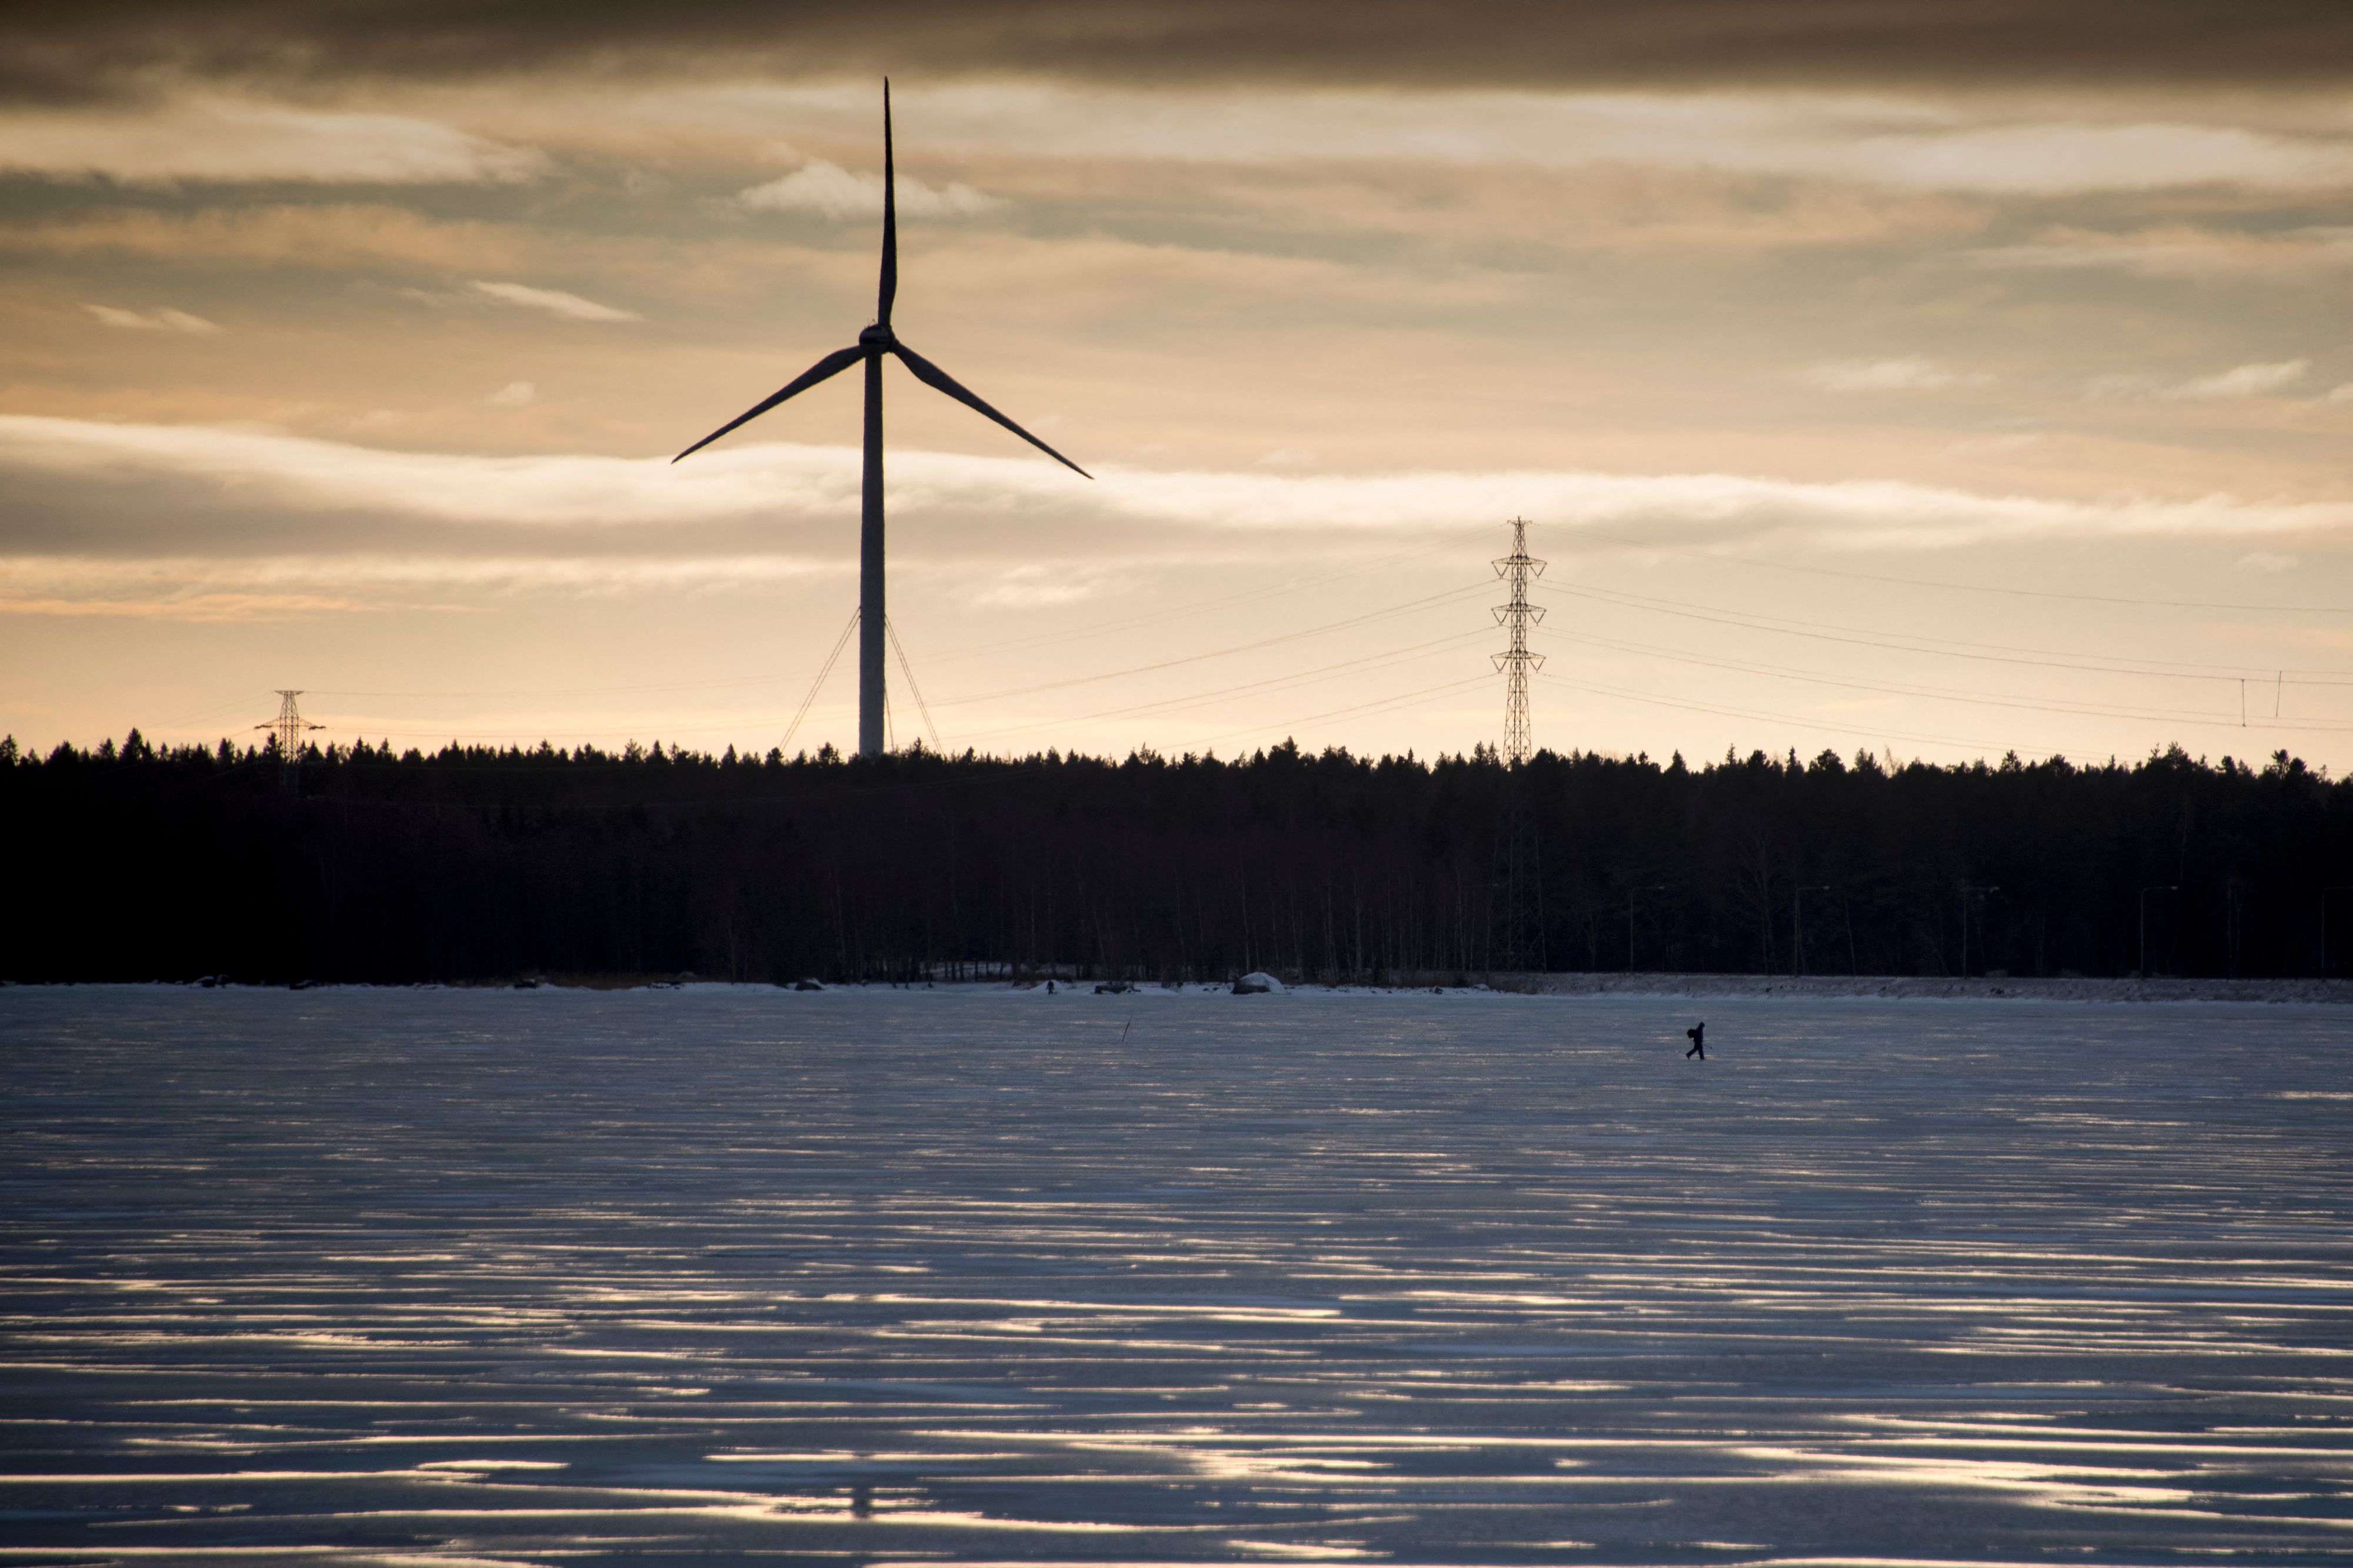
(1492, 518), (1546, 765)
(674, 81), (1091, 758)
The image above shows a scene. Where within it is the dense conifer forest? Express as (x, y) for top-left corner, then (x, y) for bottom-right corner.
(6, 730), (2349, 985)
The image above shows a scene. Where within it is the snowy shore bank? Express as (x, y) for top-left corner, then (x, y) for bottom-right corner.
(1493, 970), (2353, 1004)
(21, 971), (2352, 1003)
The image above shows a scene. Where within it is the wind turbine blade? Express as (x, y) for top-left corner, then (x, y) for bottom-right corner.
(672, 345), (865, 462)
(891, 342), (1092, 479)
(877, 79), (897, 329)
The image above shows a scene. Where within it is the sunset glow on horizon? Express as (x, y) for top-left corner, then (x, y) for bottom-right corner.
(7, 3), (2352, 768)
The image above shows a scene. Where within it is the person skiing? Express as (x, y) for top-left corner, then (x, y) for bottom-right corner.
(1684, 1021), (1705, 1060)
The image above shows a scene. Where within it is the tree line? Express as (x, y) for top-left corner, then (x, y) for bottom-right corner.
(4, 730), (2348, 985)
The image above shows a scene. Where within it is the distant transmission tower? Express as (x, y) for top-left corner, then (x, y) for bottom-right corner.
(1492, 517), (1546, 763)
(256, 689), (322, 788)
(1489, 519), (1548, 974)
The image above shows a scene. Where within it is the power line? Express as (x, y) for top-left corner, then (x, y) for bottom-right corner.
(312, 673), (792, 700)
(907, 525), (1501, 665)
(1578, 526), (2353, 615)
(306, 573), (1491, 716)
(289, 658), (1495, 758)
(1544, 577), (2353, 686)
(1537, 668), (2010, 756)
(1196, 675), (1497, 749)
(154, 690), (279, 730)
(291, 583), (1495, 747)
(1534, 623), (2353, 733)
(921, 579), (1492, 710)
(291, 623), (1487, 748)
(302, 532), (1504, 705)
(945, 627), (1495, 745)
(169, 522), (2353, 761)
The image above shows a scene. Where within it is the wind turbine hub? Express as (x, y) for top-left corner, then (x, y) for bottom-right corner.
(858, 324), (896, 350)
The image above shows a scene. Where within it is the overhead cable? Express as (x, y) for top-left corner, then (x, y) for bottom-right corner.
(1577, 526), (2353, 616)
(1532, 623), (2353, 733)
(1545, 579), (2353, 686)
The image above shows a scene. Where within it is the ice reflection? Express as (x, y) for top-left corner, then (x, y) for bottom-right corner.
(2, 988), (2349, 1563)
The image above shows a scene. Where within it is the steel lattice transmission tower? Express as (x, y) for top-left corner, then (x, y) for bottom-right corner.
(257, 689), (322, 787)
(1487, 519), (1549, 975)
(1491, 518), (1547, 764)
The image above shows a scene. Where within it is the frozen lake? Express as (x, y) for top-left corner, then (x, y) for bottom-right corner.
(3, 986), (2349, 1566)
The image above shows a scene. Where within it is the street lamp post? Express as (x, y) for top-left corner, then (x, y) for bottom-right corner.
(1628, 885), (1669, 972)
(2139, 885), (2177, 979)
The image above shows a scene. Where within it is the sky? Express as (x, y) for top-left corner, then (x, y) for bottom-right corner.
(5, 0), (2352, 768)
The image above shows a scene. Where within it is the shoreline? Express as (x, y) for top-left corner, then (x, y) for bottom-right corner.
(1489, 971), (2353, 1005)
(8, 973), (2352, 1004)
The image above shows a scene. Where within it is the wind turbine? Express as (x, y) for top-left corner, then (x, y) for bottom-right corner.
(675, 80), (1090, 758)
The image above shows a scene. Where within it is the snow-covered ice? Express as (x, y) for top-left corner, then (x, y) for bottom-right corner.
(2, 985), (2349, 1564)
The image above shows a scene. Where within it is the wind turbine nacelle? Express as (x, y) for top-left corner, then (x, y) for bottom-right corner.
(858, 325), (896, 350)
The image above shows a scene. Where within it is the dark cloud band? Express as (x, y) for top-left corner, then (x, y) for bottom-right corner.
(9, 0), (2349, 104)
